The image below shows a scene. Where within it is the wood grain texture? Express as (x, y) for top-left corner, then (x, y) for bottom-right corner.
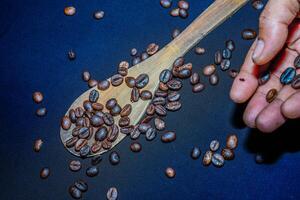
(60, 0), (249, 157)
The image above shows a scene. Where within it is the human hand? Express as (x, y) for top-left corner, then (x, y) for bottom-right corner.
(230, 0), (300, 133)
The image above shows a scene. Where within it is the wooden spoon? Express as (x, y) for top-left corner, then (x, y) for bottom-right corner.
(60, 0), (249, 157)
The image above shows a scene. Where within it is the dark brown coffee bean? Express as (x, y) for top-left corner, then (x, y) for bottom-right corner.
(147, 43), (159, 55)
(202, 151), (213, 166)
(74, 180), (88, 192)
(130, 126), (141, 140)
(203, 64), (216, 76)
(266, 88), (278, 103)
(88, 79), (98, 88)
(32, 91), (43, 103)
(209, 74), (219, 86)
(92, 102), (103, 111)
(152, 97), (166, 106)
(107, 124), (119, 142)
(242, 29), (257, 40)
(118, 61), (129, 76)
(280, 67), (296, 85)
(118, 116), (130, 127)
(82, 71), (90, 82)
(120, 125), (134, 135)
(160, 0), (172, 8)
(141, 52), (149, 61)
(110, 104), (122, 116)
(91, 155), (102, 165)
(140, 115), (154, 124)
(111, 74), (123, 86)
(228, 69), (239, 79)
(222, 49), (232, 59)
(107, 187), (118, 200)
(90, 115), (104, 127)
(294, 55), (300, 69)
(221, 148), (235, 160)
(155, 105), (167, 116)
(159, 82), (169, 91)
(75, 107), (84, 118)
(146, 104), (155, 116)
(179, 8), (188, 19)
(214, 50), (222, 65)
(33, 139), (43, 152)
(178, 0), (189, 9)
(97, 80), (110, 91)
(125, 76), (136, 88)
(170, 8), (180, 17)
(177, 63), (193, 71)
(68, 50), (76, 60)
(94, 10), (104, 20)
(190, 73), (200, 85)
(161, 131), (176, 143)
(252, 0), (264, 10)
(146, 127), (156, 141)
(69, 109), (77, 123)
(79, 144), (90, 157)
(103, 113), (114, 126)
(69, 160), (81, 172)
(132, 56), (141, 65)
(130, 142), (142, 152)
(258, 71), (270, 85)
(167, 79), (182, 90)
(165, 167), (175, 178)
(109, 151), (120, 165)
(220, 59), (231, 71)
(192, 83), (205, 93)
(191, 147), (201, 160)
(86, 166), (99, 177)
(95, 127), (108, 141)
(195, 47), (205, 55)
(226, 40), (235, 51)
(160, 69), (172, 83)
(102, 139), (112, 149)
(172, 28), (181, 39)
(66, 137), (78, 148)
(173, 57), (185, 68)
(91, 141), (102, 153)
(154, 117), (165, 131)
(75, 117), (84, 127)
(138, 123), (151, 133)
(131, 87), (140, 102)
(140, 90), (153, 100)
(40, 167), (50, 179)
(130, 48), (137, 56)
(94, 111), (105, 118)
(135, 74), (149, 89)
(166, 101), (181, 111)
(83, 100), (93, 112)
(120, 104), (132, 117)
(69, 186), (82, 199)
(75, 139), (88, 151)
(209, 140), (220, 152)
(226, 134), (238, 149)
(78, 127), (90, 139)
(167, 91), (180, 102)
(106, 98), (117, 110)
(291, 74), (300, 89)
(155, 90), (168, 97)
(177, 69), (191, 79)
(72, 127), (81, 137)
(36, 107), (47, 117)
(212, 153), (225, 167)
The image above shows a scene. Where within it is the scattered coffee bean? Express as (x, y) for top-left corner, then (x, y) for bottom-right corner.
(172, 29), (181, 39)
(226, 40), (235, 51)
(103, 113), (114, 126)
(135, 74), (149, 89)
(294, 55), (300, 69)
(155, 105), (167, 116)
(32, 91), (43, 103)
(146, 128), (157, 141)
(173, 57), (185, 68)
(93, 10), (104, 20)
(75, 107), (84, 118)
(191, 147), (201, 160)
(130, 142), (142, 152)
(165, 167), (176, 178)
(98, 80), (110, 91)
(195, 47), (205, 55)
(82, 71), (90, 82)
(252, 0), (264, 10)
(255, 153), (265, 164)
(266, 88), (278, 103)
(146, 104), (155, 116)
(221, 148), (235, 160)
(91, 155), (102, 165)
(147, 43), (159, 55)
(90, 115), (104, 127)
(166, 101), (181, 111)
(167, 79), (182, 90)
(141, 52), (149, 61)
(120, 125), (134, 135)
(159, 82), (169, 91)
(92, 102), (103, 111)
(68, 50), (76, 60)
(118, 116), (130, 127)
(64, 6), (76, 16)
(161, 131), (176, 143)
(125, 76), (136, 88)
(154, 117), (165, 131)
(170, 8), (180, 17)
(83, 100), (93, 112)
(118, 61), (129, 76)
(138, 123), (151, 133)
(179, 9), (188, 19)
(40, 167), (50, 179)
(209, 140), (220, 152)
(88, 79), (98, 88)
(130, 48), (137, 56)
(109, 151), (120, 165)
(86, 166), (99, 177)
(130, 127), (141, 140)
(280, 67), (296, 85)
(107, 187), (118, 200)
(69, 186), (82, 199)
(160, 69), (172, 83)
(167, 91), (180, 102)
(33, 139), (43, 152)
(214, 50), (222, 65)
(178, 0), (189, 10)
(132, 56), (141, 65)
(152, 97), (166, 106)
(131, 87), (140, 102)
(190, 73), (200, 85)
(212, 153), (225, 167)
(111, 74), (123, 86)
(69, 160), (82, 172)
(202, 151), (213, 166)
(78, 127), (90, 139)
(203, 64), (216, 76)
(228, 69), (239, 78)
(177, 68), (191, 79)
(80, 145), (90, 157)
(155, 90), (168, 97)
(192, 83), (205, 93)
(209, 74), (219, 86)
(241, 29), (257, 40)
(106, 98), (117, 110)
(74, 180), (88, 192)
(291, 74), (300, 89)
(111, 104), (121, 116)
(226, 134), (238, 149)
(36, 107), (47, 117)
(120, 104), (132, 117)
(140, 90), (153, 100)
(220, 59), (231, 71)
(222, 49), (232, 59)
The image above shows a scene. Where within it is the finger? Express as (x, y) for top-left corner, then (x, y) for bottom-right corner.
(252, 0), (299, 65)
(281, 90), (300, 119)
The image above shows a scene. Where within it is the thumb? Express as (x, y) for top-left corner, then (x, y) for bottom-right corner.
(252, 0), (299, 65)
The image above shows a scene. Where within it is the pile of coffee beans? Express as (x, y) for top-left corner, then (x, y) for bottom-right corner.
(160, 0), (190, 19)
(130, 43), (159, 66)
(69, 180), (88, 199)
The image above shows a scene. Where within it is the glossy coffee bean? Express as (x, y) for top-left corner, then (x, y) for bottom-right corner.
(98, 80), (110, 91)
(167, 91), (180, 102)
(130, 142), (142, 152)
(152, 97), (166, 106)
(86, 166), (99, 177)
(154, 117), (165, 131)
(107, 187), (118, 200)
(120, 104), (132, 117)
(91, 141), (102, 153)
(177, 69), (191, 79)
(118, 61), (129, 76)
(135, 74), (149, 89)
(209, 140), (220, 152)
(140, 90), (153, 100)
(91, 155), (102, 165)
(89, 89), (99, 103)
(161, 131), (176, 143)
(131, 87), (140, 102)
(69, 160), (82, 172)
(93, 10), (104, 20)
(155, 105), (167, 116)
(68, 50), (76, 60)
(33, 139), (43, 152)
(138, 123), (151, 133)
(107, 125), (119, 142)
(75, 107), (84, 118)
(95, 127), (108, 141)
(131, 48), (137, 56)
(111, 74), (123, 86)
(69, 186), (82, 199)
(170, 8), (180, 17)
(78, 127), (90, 139)
(252, 0), (264, 10)
(160, 0), (172, 8)
(130, 126), (141, 140)
(203, 64), (216, 76)
(92, 102), (103, 111)
(32, 91), (43, 103)
(66, 137), (78, 148)
(82, 71), (90, 82)
(118, 116), (130, 127)
(88, 79), (98, 88)
(226, 134), (238, 149)
(165, 167), (176, 178)
(83, 100), (93, 112)
(212, 153), (225, 167)
(120, 125), (134, 135)
(91, 115), (104, 127)
(146, 104), (155, 115)
(40, 167), (50, 179)
(159, 82), (169, 91)
(214, 50), (222, 65)
(166, 101), (181, 111)
(228, 69), (239, 79)
(178, 0), (189, 10)
(111, 104), (122, 116)
(146, 128), (156, 141)
(172, 29), (181, 39)
(280, 67), (296, 85)
(109, 151), (120, 165)
(220, 59), (231, 71)
(173, 57), (185, 68)
(160, 69), (172, 83)
(155, 90), (168, 97)
(221, 148), (235, 160)
(132, 56), (141, 65)
(179, 9), (188, 19)
(190, 73), (200, 85)
(74, 180), (88, 192)
(103, 113), (114, 126)
(64, 6), (76, 16)
(69, 109), (77, 123)
(36, 107), (47, 117)
(191, 147), (201, 160)
(209, 74), (219, 86)
(222, 49), (232, 59)
(266, 88), (278, 103)
(125, 76), (136, 88)
(75, 139), (88, 151)
(79, 145), (90, 157)
(147, 43), (159, 55)
(192, 83), (205, 93)
(195, 47), (205, 55)
(294, 55), (300, 69)
(141, 115), (153, 124)
(167, 79), (182, 90)
(242, 29), (257, 40)
(102, 139), (112, 150)
(141, 52), (149, 61)
(75, 117), (85, 127)
(106, 98), (117, 110)
(291, 74), (300, 89)
(226, 40), (235, 51)
(258, 71), (270, 85)
(202, 151), (213, 166)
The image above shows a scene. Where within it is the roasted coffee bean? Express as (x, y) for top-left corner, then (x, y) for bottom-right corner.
(173, 57), (185, 68)
(220, 59), (231, 71)
(92, 102), (103, 111)
(102, 139), (112, 149)
(118, 116), (130, 127)
(266, 88), (278, 103)
(152, 97), (166, 106)
(107, 125), (119, 142)
(258, 71), (270, 85)
(252, 0), (264, 10)
(118, 61), (129, 76)
(147, 43), (159, 55)
(66, 137), (78, 148)
(146, 104), (155, 115)
(178, 0), (189, 9)
(36, 107), (47, 117)
(80, 144), (90, 157)
(95, 111), (105, 118)
(190, 73), (200, 85)
(280, 67), (296, 85)
(160, 0), (172, 8)
(78, 127), (90, 139)
(32, 91), (43, 103)
(209, 140), (220, 152)
(111, 74), (123, 86)
(159, 82), (168, 91)
(93, 10), (104, 20)
(131, 87), (140, 102)
(146, 128), (156, 141)
(111, 104), (122, 116)
(177, 69), (191, 79)
(91, 115), (104, 127)
(91, 141), (102, 153)
(166, 101), (181, 111)
(209, 74), (219, 86)
(255, 153), (265, 164)
(69, 186), (82, 199)
(103, 113), (114, 126)
(154, 118), (165, 131)
(191, 147), (201, 160)
(86, 166), (99, 177)
(179, 8), (188, 19)
(74, 180), (88, 192)
(130, 126), (141, 140)
(88, 79), (98, 88)
(91, 155), (102, 165)
(167, 79), (182, 90)
(160, 69), (172, 83)
(226, 40), (235, 51)
(125, 76), (136, 88)
(226, 134), (238, 149)
(120, 125), (134, 135)
(192, 83), (205, 93)
(75, 139), (88, 151)
(75, 107), (84, 118)
(221, 148), (235, 160)
(95, 127), (108, 141)
(228, 69), (239, 79)
(167, 91), (180, 102)
(132, 56), (141, 65)
(64, 6), (76, 16)
(69, 109), (77, 123)
(107, 187), (118, 200)
(203, 64), (216, 76)
(130, 48), (137, 56)
(165, 167), (175, 178)
(195, 47), (205, 55)
(161, 131), (176, 143)
(130, 142), (142, 152)
(242, 29), (257, 40)
(106, 98), (117, 110)
(222, 49), (232, 59)
(83, 100), (93, 112)
(140, 90), (153, 100)
(172, 28), (181, 39)
(135, 74), (149, 89)
(141, 115), (154, 124)
(98, 80), (110, 91)
(40, 167), (50, 179)
(202, 151), (213, 166)
(155, 105), (167, 116)
(170, 8), (180, 17)
(178, 63), (193, 71)
(214, 50), (222, 65)
(155, 90), (168, 97)
(212, 153), (225, 167)
(138, 123), (151, 133)
(294, 55), (300, 69)
(75, 117), (85, 127)
(68, 50), (76, 60)
(33, 139), (43, 152)
(291, 74), (300, 89)
(141, 52), (149, 61)
(120, 104), (132, 117)
(109, 151), (120, 165)
(82, 71), (90, 82)
(69, 160), (81, 172)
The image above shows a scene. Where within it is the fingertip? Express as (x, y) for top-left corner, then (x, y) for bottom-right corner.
(281, 92), (300, 119)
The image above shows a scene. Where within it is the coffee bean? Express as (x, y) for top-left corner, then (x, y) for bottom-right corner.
(111, 104), (122, 116)
(106, 98), (117, 110)
(220, 59), (231, 71)
(86, 166), (99, 177)
(130, 48), (137, 56)
(179, 9), (188, 19)
(102, 139), (112, 150)
(294, 55), (300, 69)
(266, 88), (278, 103)
(40, 167), (50, 179)
(158, 82), (168, 92)
(154, 117), (165, 131)
(80, 144), (90, 157)
(78, 127), (90, 139)
(118, 61), (129, 76)
(173, 57), (185, 68)
(252, 0), (264, 10)
(125, 76), (136, 88)
(203, 64), (216, 76)
(209, 140), (220, 152)
(167, 91), (180, 102)
(138, 123), (151, 133)
(75, 139), (88, 151)
(36, 107), (47, 117)
(190, 72), (200, 85)
(135, 74), (149, 89)
(88, 79), (98, 88)
(91, 155), (102, 165)
(131, 87), (140, 102)
(93, 10), (104, 20)
(147, 43), (159, 55)
(141, 115), (154, 124)
(83, 100), (93, 112)
(202, 151), (213, 166)
(140, 90), (153, 100)
(130, 142), (142, 152)
(152, 97), (166, 106)
(226, 40), (235, 51)
(120, 125), (134, 135)
(33, 139), (43, 152)
(95, 127), (108, 141)
(191, 147), (201, 160)
(228, 69), (239, 79)
(68, 50), (76, 60)
(155, 90), (168, 97)
(192, 83), (205, 93)
(177, 69), (191, 79)
(146, 104), (155, 115)
(111, 74), (123, 86)
(209, 74), (219, 86)
(74, 180), (88, 192)
(160, 69), (172, 83)
(82, 71), (90, 82)
(66, 137), (78, 148)
(280, 67), (296, 85)
(170, 8), (180, 17)
(75, 117), (85, 127)
(166, 101), (181, 111)
(165, 167), (175, 178)
(214, 50), (222, 65)
(222, 49), (232, 59)
(92, 102), (103, 111)
(109, 151), (120, 165)
(161, 131), (176, 143)
(172, 29), (181, 39)
(120, 104), (132, 117)
(118, 116), (130, 127)
(155, 105), (167, 116)
(141, 52), (149, 61)
(167, 79), (182, 90)
(103, 113), (114, 126)
(91, 141), (102, 153)
(69, 109), (77, 123)
(91, 115), (104, 127)
(194, 47), (205, 55)
(291, 74), (300, 89)
(95, 111), (105, 118)
(226, 134), (238, 149)
(98, 80), (110, 91)
(107, 125), (119, 142)
(130, 126), (141, 140)
(221, 148), (235, 160)
(146, 128), (156, 141)
(241, 29), (257, 40)
(255, 153), (265, 164)
(69, 186), (82, 199)
(178, 0), (189, 10)
(132, 56), (141, 65)
(32, 91), (43, 103)
(212, 153), (225, 167)
(69, 160), (82, 172)
(75, 107), (84, 118)
(64, 6), (76, 16)
(107, 187), (118, 200)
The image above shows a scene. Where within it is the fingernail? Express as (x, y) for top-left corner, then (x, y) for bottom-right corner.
(252, 39), (264, 60)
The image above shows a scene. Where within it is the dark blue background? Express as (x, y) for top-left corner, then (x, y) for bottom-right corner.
(1, 0), (300, 199)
